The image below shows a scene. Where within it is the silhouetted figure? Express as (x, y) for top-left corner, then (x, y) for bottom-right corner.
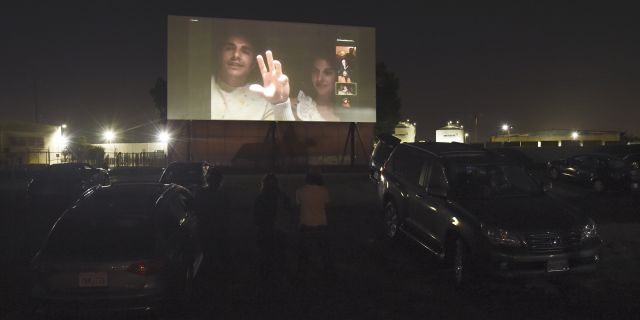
(295, 170), (332, 279)
(254, 173), (293, 279)
(194, 167), (230, 273)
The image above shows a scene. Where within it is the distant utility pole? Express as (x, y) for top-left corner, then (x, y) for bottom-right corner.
(33, 77), (39, 123)
(474, 114), (478, 143)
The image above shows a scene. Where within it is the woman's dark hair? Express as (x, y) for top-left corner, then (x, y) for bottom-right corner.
(305, 171), (324, 186)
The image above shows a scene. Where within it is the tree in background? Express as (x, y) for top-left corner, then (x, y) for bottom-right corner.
(375, 62), (401, 136)
(149, 77), (167, 124)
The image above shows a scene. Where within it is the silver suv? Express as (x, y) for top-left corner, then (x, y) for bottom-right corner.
(377, 142), (601, 286)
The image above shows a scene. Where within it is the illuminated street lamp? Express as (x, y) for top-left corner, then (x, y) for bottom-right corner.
(103, 130), (116, 154)
(157, 130), (171, 144)
(501, 124), (513, 142)
(464, 132), (469, 143)
(571, 131), (579, 140)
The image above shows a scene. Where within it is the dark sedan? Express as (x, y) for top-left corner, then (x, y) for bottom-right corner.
(30, 182), (203, 316)
(27, 163), (109, 209)
(159, 161), (210, 195)
(547, 153), (633, 193)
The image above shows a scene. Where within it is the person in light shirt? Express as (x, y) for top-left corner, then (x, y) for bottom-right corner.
(210, 28), (294, 121)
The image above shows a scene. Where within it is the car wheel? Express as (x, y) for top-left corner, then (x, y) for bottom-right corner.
(593, 180), (605, 193)
(384, 202), (400, 239)
(549, 168), (559, 180)
(445, 236), (470, 288)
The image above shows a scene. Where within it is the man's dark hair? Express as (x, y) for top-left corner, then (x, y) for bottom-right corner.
(211, 22), (265, 82)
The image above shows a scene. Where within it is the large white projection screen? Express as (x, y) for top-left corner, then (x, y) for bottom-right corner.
(168, 16), (376, 123)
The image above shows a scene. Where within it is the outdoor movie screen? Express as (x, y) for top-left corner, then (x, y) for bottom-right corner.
(168, 15), (376, 123)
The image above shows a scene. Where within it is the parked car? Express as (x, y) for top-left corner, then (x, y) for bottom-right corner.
(547, 153), (633, 193)
(369, 133), (401, 182)
(159, 161), (210, 194)
(30, 182), (203, 315)
(27, 163), (109, 209)
(378, 142), (601, 286)
(108, 166), (165, 183)
(489, 147), (537, 170)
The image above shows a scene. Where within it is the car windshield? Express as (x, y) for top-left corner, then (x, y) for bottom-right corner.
(447, 158), (540, 198)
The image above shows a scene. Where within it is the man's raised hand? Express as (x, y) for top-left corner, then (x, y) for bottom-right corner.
(249, 50), (290, 104)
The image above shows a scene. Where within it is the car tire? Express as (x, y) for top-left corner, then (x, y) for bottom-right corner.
(593, 180), (605, 193)
(445, 236), (470, 288)
(384, 202), (400, 239)
(549, 168), (559, 180)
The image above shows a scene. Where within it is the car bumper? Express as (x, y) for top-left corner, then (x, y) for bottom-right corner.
(31, 287), (168, 313)
(483, 241), (601, 278)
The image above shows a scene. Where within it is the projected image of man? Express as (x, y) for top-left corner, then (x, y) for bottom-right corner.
(211, 30), (294, 120)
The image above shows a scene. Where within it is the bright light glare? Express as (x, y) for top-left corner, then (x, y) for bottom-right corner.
(103, 130), (115, 142)
(501, 124), (510, 131)
(54, 134), (69, 149)
(157, 131), (171, 144)
(572, 131), (579, 140)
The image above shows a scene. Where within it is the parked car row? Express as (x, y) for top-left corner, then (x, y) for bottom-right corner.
(547, 152), (640, 193)
(370, 140), (602, 287)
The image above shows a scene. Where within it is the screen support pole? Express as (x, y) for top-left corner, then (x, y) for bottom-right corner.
(341, 122), (367, 167)
(187, 120), (193, 161)
(264, 121), (278, 170)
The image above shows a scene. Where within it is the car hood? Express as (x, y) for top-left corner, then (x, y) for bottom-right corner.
(456, 195), (585, 231)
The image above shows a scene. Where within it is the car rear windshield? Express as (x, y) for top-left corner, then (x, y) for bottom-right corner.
(447, 158), (540, 198)
(45, 214), (155, 259)
(44, 191), (158, 258)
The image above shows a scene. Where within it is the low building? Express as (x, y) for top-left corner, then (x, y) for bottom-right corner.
(0, 121), (65, 168)
(491, 129), (620, 147)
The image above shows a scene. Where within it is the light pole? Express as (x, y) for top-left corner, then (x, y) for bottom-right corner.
(501, 124), (512, 142)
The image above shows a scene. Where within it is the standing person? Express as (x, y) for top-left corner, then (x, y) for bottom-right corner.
(294, 53), (341, 121)
(210, 26), (294, 121)
(194, 167), (230, 273)
(295, 170), (332, 277)
(253, 173), (293, 279)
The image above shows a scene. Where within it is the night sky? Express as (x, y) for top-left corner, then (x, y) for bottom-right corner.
(1, 1), (639, 141)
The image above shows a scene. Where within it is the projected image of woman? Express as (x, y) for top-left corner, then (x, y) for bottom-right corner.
(294, 54), (341, 122)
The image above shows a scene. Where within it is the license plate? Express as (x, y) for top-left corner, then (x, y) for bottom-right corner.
(546, 259), (569, 273)
(78, 272), (108, 287)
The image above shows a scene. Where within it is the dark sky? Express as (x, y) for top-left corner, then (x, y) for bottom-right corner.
(1, 1), (639, 141)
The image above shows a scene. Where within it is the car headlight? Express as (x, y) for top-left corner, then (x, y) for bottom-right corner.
(482, 225), (522, 246)
(581, 220), (598, 241)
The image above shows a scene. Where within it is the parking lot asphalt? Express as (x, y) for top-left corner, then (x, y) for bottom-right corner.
(1, 171), (639, 319)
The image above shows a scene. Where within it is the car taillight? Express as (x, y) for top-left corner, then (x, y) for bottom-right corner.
(127, 260), (164, 276)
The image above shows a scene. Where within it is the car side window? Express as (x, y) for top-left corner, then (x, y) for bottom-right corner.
(394, 148), (424, 186)
(427, 161), (448, 191)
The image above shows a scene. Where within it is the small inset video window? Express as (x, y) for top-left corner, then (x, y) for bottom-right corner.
(336, 82), (357, 96)
(336, 41), (356, 83)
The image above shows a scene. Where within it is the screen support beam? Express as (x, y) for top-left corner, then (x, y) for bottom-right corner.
(341, 122), (367, 167)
